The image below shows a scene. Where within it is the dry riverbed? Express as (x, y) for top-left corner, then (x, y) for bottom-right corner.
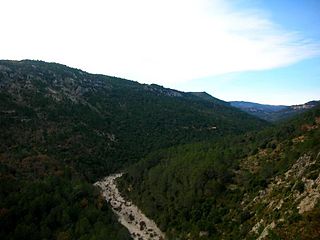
(94, 173), (165, 240)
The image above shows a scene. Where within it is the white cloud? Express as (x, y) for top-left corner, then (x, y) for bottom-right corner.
(1, 0), (319, 86)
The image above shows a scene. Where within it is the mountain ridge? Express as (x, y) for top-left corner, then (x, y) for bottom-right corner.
(0, 60), (268, 181)
(230, 100), (319, 122)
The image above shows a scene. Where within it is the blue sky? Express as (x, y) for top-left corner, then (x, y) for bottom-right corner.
(259, 0), (320, 39)
(1, 0), (319, 105)
(176, 57), (320, 105)
(173, 0), (320, 105)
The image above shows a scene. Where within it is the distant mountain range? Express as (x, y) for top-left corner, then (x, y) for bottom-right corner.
(230, 100), (319, 122)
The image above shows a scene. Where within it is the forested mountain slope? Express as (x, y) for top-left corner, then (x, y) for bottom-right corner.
(0, 60), (267, 181)
(119, 105), (320, 239)
(0, 60), (268, 239)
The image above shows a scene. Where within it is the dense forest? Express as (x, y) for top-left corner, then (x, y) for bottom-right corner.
(0, 60), (267, 181)
(1, 60), (319, 239)
(119, 105), (320, 239)
(0, 60), (267, 239)
(0, 168), (131, 240)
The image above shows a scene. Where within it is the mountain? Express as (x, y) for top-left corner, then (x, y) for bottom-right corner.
(188, 92), (229, 106)
(230, 100), (319, 122)
(0, 60), (267, 181)
(2, 60), (318, 240)
(0, 60), (268, 239)
(230, 101), (287, 112)
(119, 105), (320, 239)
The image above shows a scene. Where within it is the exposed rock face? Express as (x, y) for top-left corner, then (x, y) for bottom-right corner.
(257, 221), (276, 240)
(95, 174), (165, 240)
(297, 173), (320, 214)
(245, 153), (320, 239)
(298, 192), (320, 214)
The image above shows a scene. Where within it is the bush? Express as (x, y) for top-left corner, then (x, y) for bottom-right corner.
(294, 180), (305, 193)
(307, 171), (319, 180)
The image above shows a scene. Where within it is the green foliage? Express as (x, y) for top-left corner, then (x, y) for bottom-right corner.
(119, 105), (320, 239)
(1, 60), (320, 240)
(0, 172), (130, 240)
(294, 180), (305, 193)
(0, 60), (268, 182)
(0, 60), (269, 240)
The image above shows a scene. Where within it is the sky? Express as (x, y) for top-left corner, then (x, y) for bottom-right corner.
(1, 0), (319, 105)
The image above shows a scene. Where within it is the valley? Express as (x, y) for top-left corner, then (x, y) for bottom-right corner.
(1, 60), (319, 240)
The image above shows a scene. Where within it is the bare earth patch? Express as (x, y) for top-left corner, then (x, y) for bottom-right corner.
(95, 173), (165, 240)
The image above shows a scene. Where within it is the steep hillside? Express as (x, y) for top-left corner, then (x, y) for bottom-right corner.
(230, 100), (319, 122)
(0, 60), (267, 180)
(0, 60), (268, 239)
(119, 105), (320, 239)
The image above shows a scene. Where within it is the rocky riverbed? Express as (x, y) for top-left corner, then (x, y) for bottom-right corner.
(94, 173), (165, 240)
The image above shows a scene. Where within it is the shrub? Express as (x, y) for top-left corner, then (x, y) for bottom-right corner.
(294, 180), (305, 193)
